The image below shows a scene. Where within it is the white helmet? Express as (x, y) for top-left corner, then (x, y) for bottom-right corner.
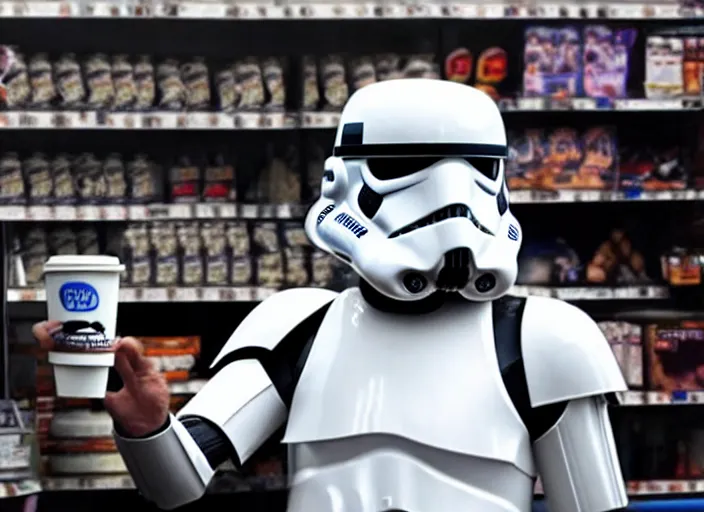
(305, 79), (522, 302)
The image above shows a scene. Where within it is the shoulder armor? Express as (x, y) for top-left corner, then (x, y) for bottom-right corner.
(521, 296), (626, 407)
(210, 287), (339, 368)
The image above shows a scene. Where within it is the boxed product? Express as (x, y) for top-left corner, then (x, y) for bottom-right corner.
(646, 321), (704, 392)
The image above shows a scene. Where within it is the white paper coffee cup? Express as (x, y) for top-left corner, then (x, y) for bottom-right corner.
(44, 255), (125, 399)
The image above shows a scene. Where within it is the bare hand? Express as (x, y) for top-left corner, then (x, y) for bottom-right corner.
(105, 337), (171, 437)
(32, 322), (170, 437)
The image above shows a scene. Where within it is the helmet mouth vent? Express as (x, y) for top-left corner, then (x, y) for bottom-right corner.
(436, 248), (471, 291)
(388, 203), (494, 239)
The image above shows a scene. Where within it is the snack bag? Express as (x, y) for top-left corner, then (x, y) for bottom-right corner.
(112, 54), (137, 110)
(203, 153), (235, 202)
(28, 53), (57, 108)
(543, 128), (583, 189)
(583, 25), (637, 99)
(550, 27), (582, 98)
(202, 221), (228, 286)
(507, 129), (545, 189)
(54, 54), (86, 108)
(177, 222), (203, 286)
(645, 36), (684, 99)
(51, 154), (76, 205)
(579, 126), (618, 189)
(157, 59), (187, 111)
(234, 58), (265, 110)
(1, 48), (30, 108)
(24, 153), (53, 205)
(103, 153), (128, 204)
(523, 27), (555, 97)
(349, 56), (377, 93)
(375, 54), (402, 81)
(320, 55), (348, 110)
(216, 66), (238, 113)
(181, 57), (210, 111)
(134, 55), (156, 110)
(0, 152), (26, 205)
(84, 54), (115, 110)
(128, 154), (160, 204)
(474, 47), (508, 100)
(301, 56), (320, 110)
(168, 156), (200, 203)
(262, 57), (285, 110)
(73, 153), (106, 204)
(150, 222), (179, 286)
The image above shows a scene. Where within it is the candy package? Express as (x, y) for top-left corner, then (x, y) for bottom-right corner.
(583, 25), (637, 99)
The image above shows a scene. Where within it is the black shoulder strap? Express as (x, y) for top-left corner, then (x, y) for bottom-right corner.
(492, 295), (566, 442)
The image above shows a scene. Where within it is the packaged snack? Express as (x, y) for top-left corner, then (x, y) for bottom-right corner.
(234, 58), (265, 110)
(306, 144), (326, 199)
(83, 53), (115, 110)
(523, 27), (555, 97)
(320, 55), (348, 110)
(181, 57), (210, 111)
(73, 153), (106, 204)
(230, 257), (253, 285)
(282, 221), (308, 247)
(586, 230), (650, 284)
(127, 154), (160, 204)
(506, 129), (545, 190)
(28, 53), (57, 108)
(23, 153), (53, 205)
(626, 323), (643, 388)
(76, 226), (99, 255)
(474, 47), (509, 100)
(645, 36), (684, 99)
(284, 247), (308, 286)
(646, 322), (704, 392)
(140, 336), (200, 382)
(256, 252), (284, 288)
(226, 221), (250, 257)
(349, 56), (377, 92)
(216, 66), (238, 113)
(579, 126), (617, 189)
(48, 227), (78, 255)
(202, 221), (228, 285)
(2, 50), (31, 108)
(124, 223), (151, 286)
(262, 57), (285, 110)
(444, 48), (473, 84)
(103, 153), (128, 204)
(202, 153), (235, 202)
(54, 53), (85, 108)
(50, 154), (76, 205)
(111, 54), (137, 110)
(301, 56), (320, 110)
(252, 221), (279, 253)
(684, 38), (702, 96)
(168, 156), (200, 203)
(0, 152), (26, 205)
(311, 250), (334, 287)
(157, 59), (187, 111)
(134, 55), (156, 110)
(177, 222), (203, 286)
(258, 148), (300, 203)
(375, 54), (402, 81)
(583, 25), (637, 99)
(542, 128), (583, 189)
(403, 54), (437, 78)
(22, 228), (49, 285)
(150, 222), (179, 286)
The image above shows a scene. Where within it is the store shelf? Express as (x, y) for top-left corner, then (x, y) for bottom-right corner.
(9, 285), (669, 303)
(619, 390), (704, 406)
(36, 474), (704, 496)
(0, 1), (695, 20)
(0, 98), (699, 133)
(510, 189), (704, 203)
(0, 111), (296, 130)
(169, 379), (206, 394)
(8, 286), (277, 302)
(0, 203), (307, 222)
(511, 285), (669, 300)
(0, 479), (41, 498)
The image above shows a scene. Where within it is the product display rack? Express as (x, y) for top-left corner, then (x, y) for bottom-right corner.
(2, 2), (704, 511)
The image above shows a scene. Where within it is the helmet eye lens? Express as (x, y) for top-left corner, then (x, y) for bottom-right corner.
(366, 157), (442, 180)
(465, 158), (499, 180)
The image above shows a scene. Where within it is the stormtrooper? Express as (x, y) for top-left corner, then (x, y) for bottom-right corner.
(114, 79), (629, 512)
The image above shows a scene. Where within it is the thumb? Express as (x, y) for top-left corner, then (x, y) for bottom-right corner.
(104, 389), (129, 420)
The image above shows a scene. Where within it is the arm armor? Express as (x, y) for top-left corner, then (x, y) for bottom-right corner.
(114, 288), (337, 510)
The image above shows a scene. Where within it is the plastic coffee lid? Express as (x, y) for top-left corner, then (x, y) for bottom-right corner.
(44, 255), (125, 274)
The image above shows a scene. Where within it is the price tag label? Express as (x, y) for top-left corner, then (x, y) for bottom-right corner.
(28, 206), (52, 220)
(219, 203), (236, 218)
(0, 206), (27, 220)
(201, 288), (219, 301)
(195, 204), (216, 218)
(276, 204), (292, 218)
(240, 204), (257, 218)
(102, 205), (125, 220)
(142, 288), (165, 302)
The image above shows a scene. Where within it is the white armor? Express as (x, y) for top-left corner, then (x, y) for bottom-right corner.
(114, 80), (629, 512)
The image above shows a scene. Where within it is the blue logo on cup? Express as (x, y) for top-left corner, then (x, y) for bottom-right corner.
(59, 282), (100, 312)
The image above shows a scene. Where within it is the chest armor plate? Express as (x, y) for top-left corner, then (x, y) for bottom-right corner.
(283, 288), (535, 475)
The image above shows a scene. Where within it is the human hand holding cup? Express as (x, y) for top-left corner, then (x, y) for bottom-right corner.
(33, 324), (171, 436)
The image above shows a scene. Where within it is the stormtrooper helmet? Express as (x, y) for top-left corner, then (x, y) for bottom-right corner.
(304, 79), (522, 302)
